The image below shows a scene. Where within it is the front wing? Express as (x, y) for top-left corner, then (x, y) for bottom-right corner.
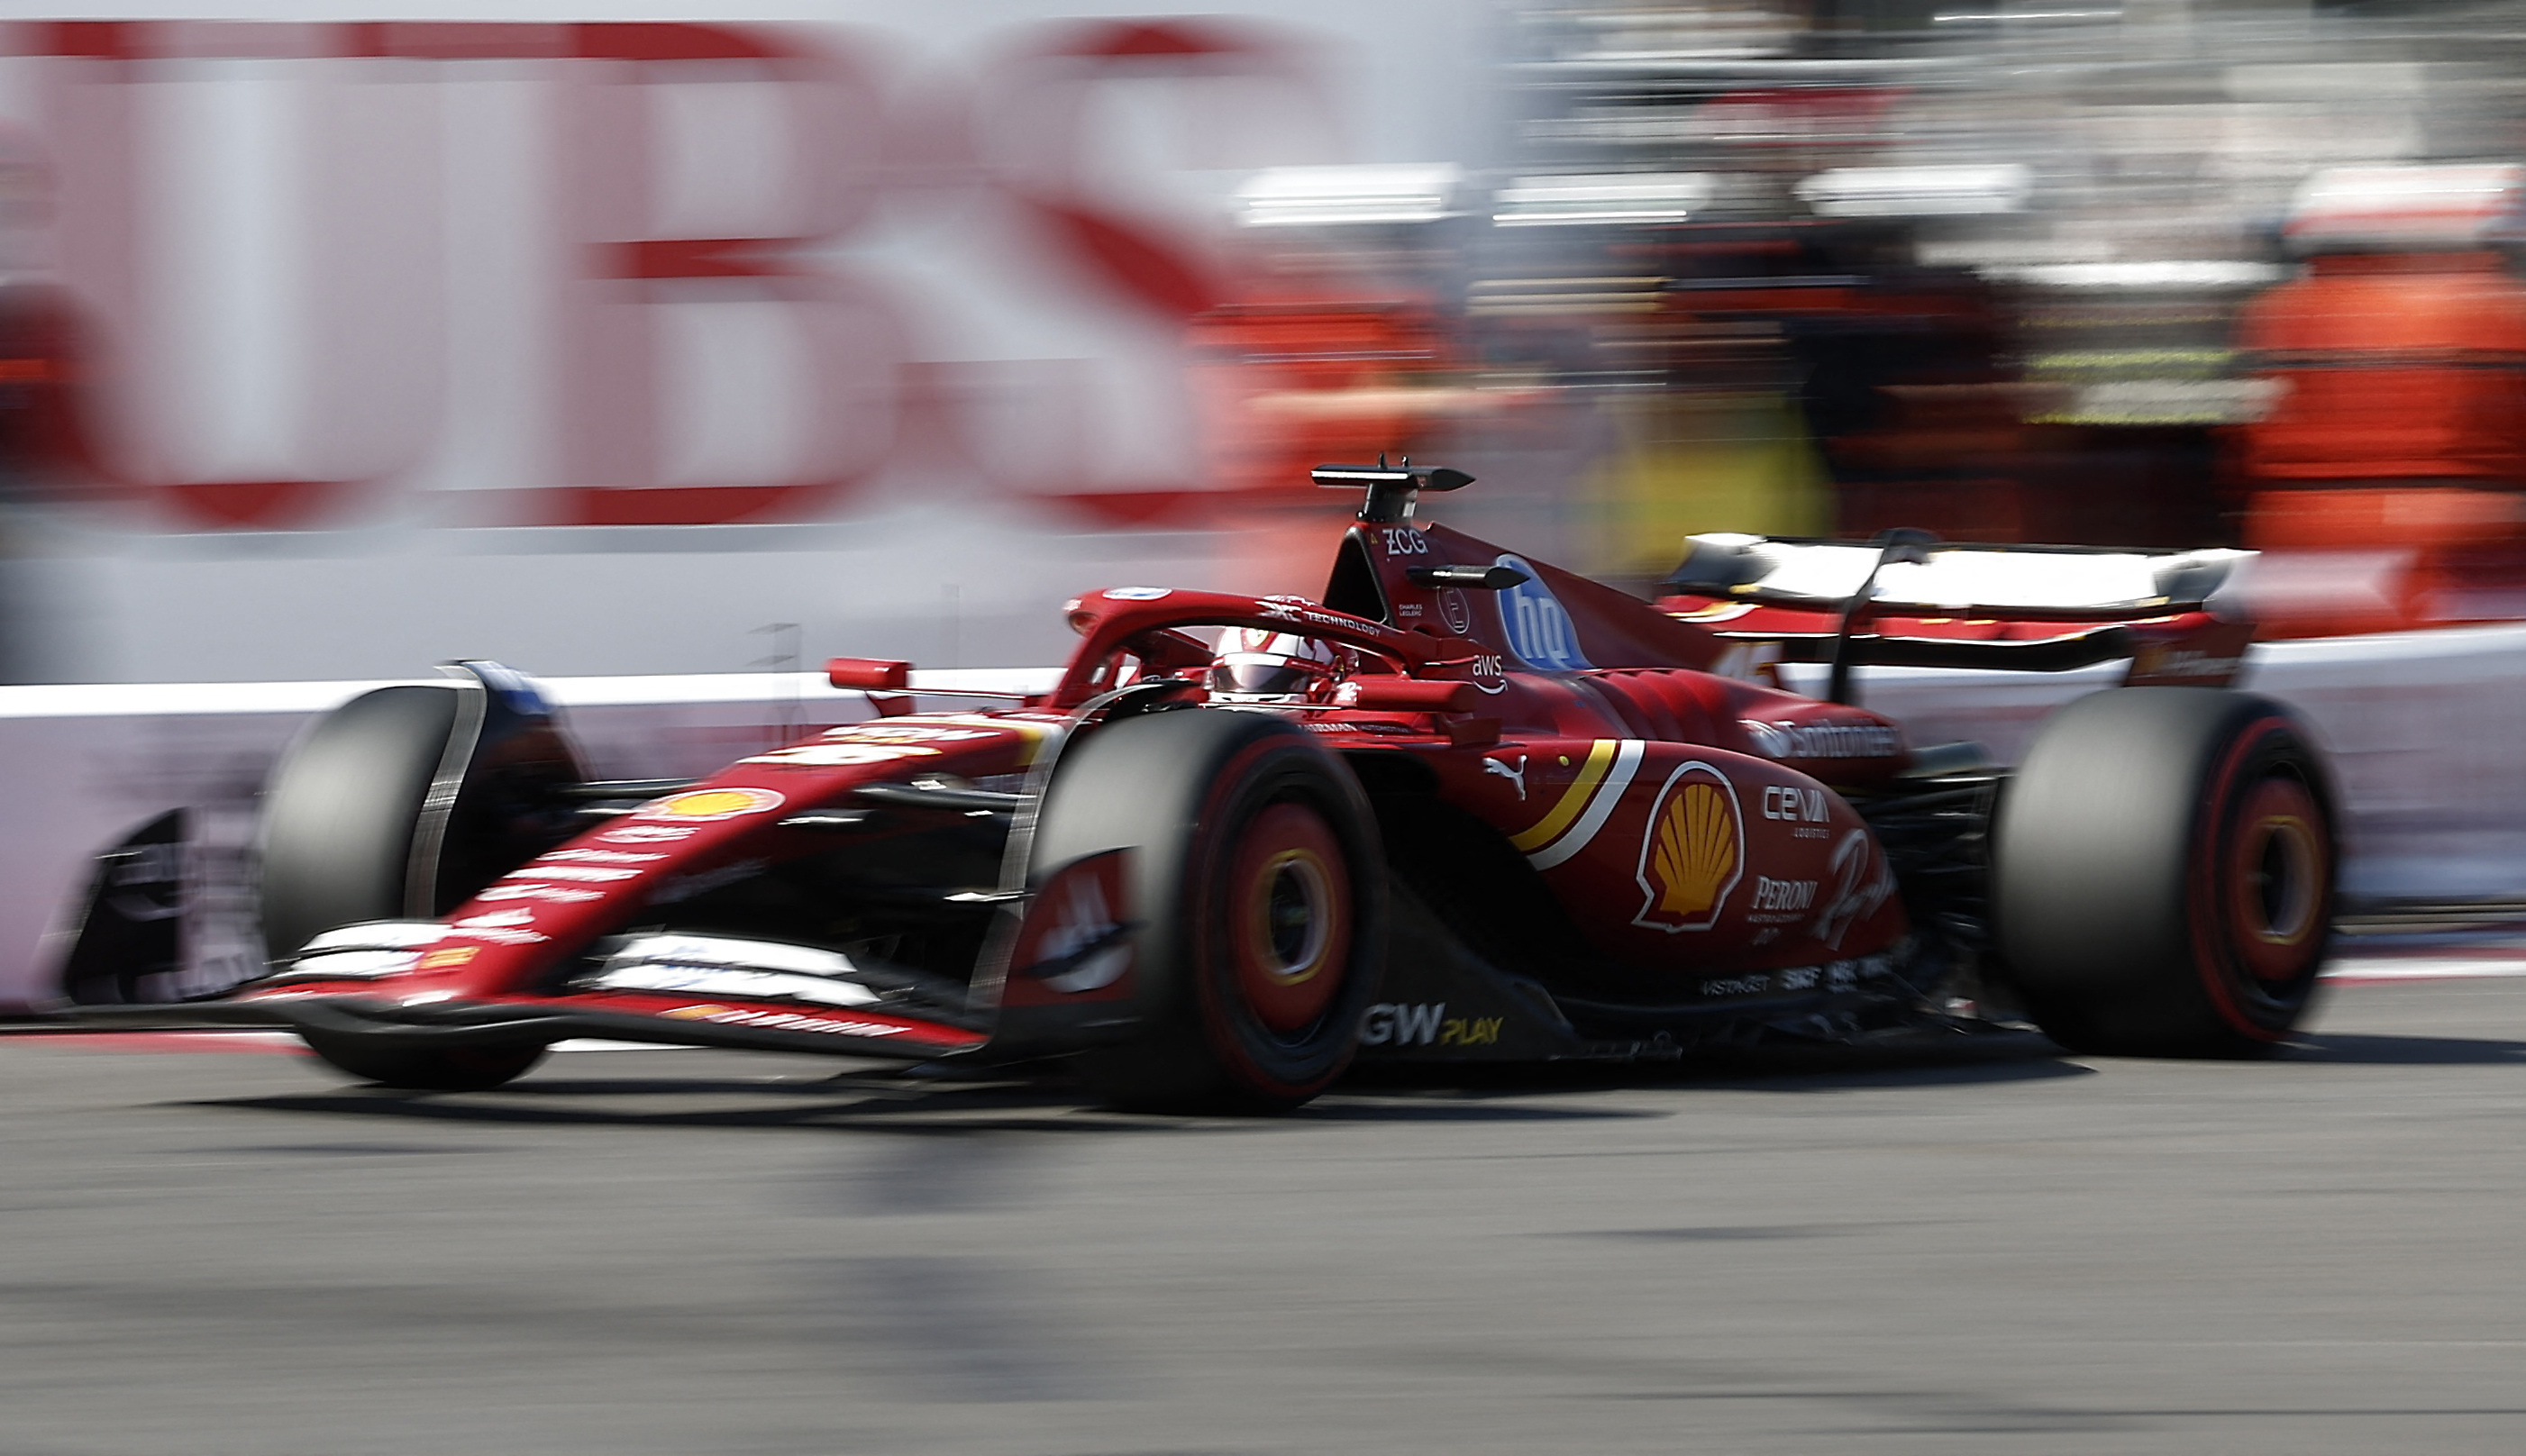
(63, 984), (991, 1062)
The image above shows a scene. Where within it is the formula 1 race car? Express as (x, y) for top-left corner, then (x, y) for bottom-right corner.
(88, 464), (2337, 1110)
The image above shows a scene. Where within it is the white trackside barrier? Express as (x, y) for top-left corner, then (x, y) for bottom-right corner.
(2, 627), (2517, 1010)
(1811, 621), (2526, 906)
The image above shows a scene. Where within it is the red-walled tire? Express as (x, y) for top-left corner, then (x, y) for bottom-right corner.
(1029, 708), (1385, 1113)
(1993, 687), (2336, 1058)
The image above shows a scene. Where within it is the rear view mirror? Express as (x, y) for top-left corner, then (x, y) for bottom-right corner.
(827, 658), (912, 691)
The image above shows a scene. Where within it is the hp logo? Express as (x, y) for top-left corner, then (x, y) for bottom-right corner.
(1494, 554), (1592, 672)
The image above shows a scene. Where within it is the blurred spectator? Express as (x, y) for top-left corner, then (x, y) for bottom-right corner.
(2232, 165), (2526, 633)
(0, 127), (90, 682)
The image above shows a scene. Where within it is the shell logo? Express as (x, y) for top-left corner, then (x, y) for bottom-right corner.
(1633, 762), (1744, 933)
(638, 787), (786, 823)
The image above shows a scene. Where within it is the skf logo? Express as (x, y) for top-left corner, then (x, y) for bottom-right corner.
(1633, 761), (1744, 933)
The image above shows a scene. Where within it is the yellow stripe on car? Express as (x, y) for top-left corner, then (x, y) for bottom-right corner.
(1509, 739), (1616, 852)
(1528, 740), (1646, 871)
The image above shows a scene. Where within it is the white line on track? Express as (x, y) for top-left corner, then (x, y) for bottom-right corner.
(2325, 957), (2526, 982)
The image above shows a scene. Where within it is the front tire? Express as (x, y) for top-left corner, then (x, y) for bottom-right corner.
(1993, 687), (2336, 1057)
(259, 669), (584, 962)
(297, 1029), (546, 1092)
(1029, 709), (1385, 1112)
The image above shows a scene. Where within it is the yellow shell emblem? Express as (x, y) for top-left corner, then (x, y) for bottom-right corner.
(1633, 764), (1744, 932)
(642, 787), (785, 822)
(1653, 783), (1737, 919)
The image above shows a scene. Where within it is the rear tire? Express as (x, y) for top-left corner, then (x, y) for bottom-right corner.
(1993, 687), (2336, 1057)
(1029, 709), (1385, 1112)
(296, 1029), (546, 1092)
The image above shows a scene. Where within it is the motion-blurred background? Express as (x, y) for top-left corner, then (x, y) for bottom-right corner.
(0, 0), (2521, 682)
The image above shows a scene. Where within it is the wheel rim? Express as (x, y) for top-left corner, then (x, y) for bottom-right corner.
(2224, 775), (2328, 986)
(1228, 802), (1352, 1033)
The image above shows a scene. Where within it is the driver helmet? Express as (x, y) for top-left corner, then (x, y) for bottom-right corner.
(1208, 629), (1336, 700)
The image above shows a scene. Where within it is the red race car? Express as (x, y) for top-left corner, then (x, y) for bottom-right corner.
(87, 464), (2336, 1110)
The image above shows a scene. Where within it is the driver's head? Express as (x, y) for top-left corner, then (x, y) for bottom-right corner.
(1208, 630), (1333, 700)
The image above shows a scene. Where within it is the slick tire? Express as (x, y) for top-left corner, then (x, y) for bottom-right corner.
(259, 678), (582, 963)
(260, 686), (465, 962)
(296, 1029), (547, 1093)
(1030, 709), (1385, 1113)
(1993, 687), (2336, 1058)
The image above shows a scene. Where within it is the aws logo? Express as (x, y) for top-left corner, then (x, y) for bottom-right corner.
(1493, 554), (1592, 673)
(1632, 761), (1744, 933)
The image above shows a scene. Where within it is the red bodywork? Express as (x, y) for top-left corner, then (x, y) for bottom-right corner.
(231, 513), (1942, 1055)
(1047, 528), (1915, 979)
(203, 493), (2262, 1065)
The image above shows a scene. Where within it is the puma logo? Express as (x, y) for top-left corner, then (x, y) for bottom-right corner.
(1483, 754), (1527, 801)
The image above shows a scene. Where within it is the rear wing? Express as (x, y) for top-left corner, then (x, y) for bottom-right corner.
(1664, 534), (2250, 621)
(1656, 533), (2256, 687)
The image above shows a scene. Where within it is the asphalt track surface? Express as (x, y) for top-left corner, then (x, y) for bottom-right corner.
(5, 969), (2526, 1456)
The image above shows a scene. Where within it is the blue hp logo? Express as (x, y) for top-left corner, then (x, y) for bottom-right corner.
(1494, 554), (1592, 672)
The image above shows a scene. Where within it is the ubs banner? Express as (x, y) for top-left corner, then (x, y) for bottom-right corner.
(0, 7), (1483, 683)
